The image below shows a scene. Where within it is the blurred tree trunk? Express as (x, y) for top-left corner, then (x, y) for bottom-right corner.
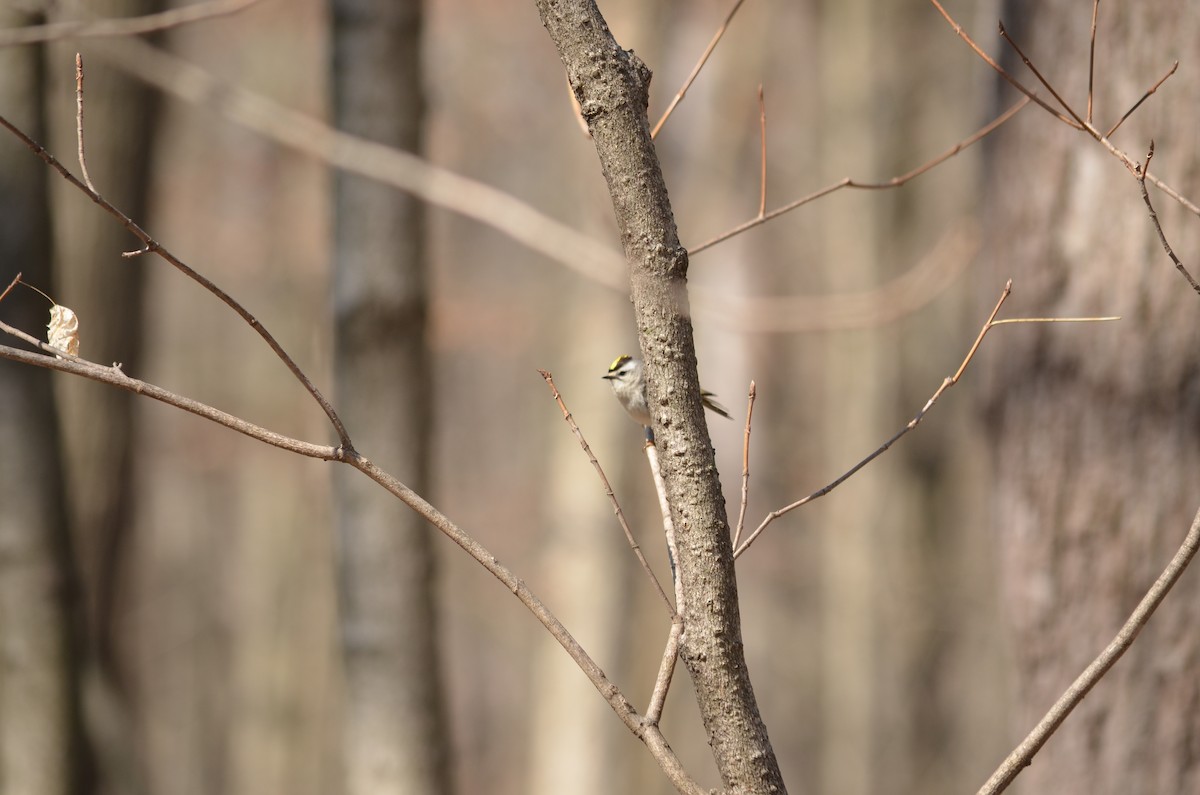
(45, 2), (161, 792)
(980, 2), (1200, 792)
(330, 1), (450, 793)
(816, 3), (885, 794)
(0, 17), (85, 795)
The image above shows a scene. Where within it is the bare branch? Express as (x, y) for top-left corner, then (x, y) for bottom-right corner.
(998, 20), (1086, 128)
(757, 85), (767, 218)
(930, 0), (1200, 220)
(1105, 61), (1178, 138)
(538, 370), (676, 616)
(731, 381), (756, 550)
(0, 0), (261, 46)
(645, 441), (684, 614)
(0, 332), (705, 795)
(1137, 143), (1200, 295)
(927, 0), (1083, 129)
(734, 282), (1121, 558)
(644, 618), (684, 726)
(349, 453), (705, 795)
(977, 503), (1200, 795)
(692, 98), (1028, 254)
(0, 112), (353, 445)
(0, 272), (20, 305)
(650, 0), (747, 139)
(1086, 0), (1099, 123)
(74, 54), (96, 194)
(0, 339), (339, 459)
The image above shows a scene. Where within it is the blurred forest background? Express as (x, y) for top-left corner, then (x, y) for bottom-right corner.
(1, 1), (1198, 794)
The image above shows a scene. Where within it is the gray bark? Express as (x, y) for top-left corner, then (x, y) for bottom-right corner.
(535, 2), (785, 791)
(330, 0), (451, 792)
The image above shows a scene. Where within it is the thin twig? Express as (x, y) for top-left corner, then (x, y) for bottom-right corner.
(0, 272), (20, 305)
(75, 54), (97, 193)
(646, 441), (684, 613)
(977, 503), (1200, 795)
(930, 0), (1200, 220)
(927, 0), (1083, 129)
(691, 97), (1028, 254)
(733, 281), (1121, 558)
(0, 336), (338, 457)
(732, 381), (756, 550)
(1144, 172), (1200, 217)
(0, 112), (353, 446)
(998, 21), (1086, 128)
(650, 0), (747, 139)
(0, 0), (261, 46)
(990, 316), (1119, 326)
(537, 370), (676, 616)
(1086, 0), (1099, 124)
(1137, 143), (1200, 295)
(1105, 61), (1178, 138)
(757, 85), (767, 218)
(644, 618), (684, 726)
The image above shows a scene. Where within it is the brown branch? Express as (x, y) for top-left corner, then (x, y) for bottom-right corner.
(0, 112), (353, 446)
(1144, 172), (1200, 217)
(691, 97), (1028, 254)
(930, 1), (1200, 220)
(0, 272), (20, 305)
(733, 282), (1121, 558)
(998, 21), (1086, 128)
(349, 451), (705, 795)
(74, 54), (96, 194)
(977, 503), (1200, 795)
(731, 381), (756, 550)
(1086, 0), (1099, 124)
(644, 618), (684, 726)
(927, 0), (1083, 129)
(0, 336), (704, 795)
(0, 0), (261, 46)
(645, 441), (685, 614)
(650, 0), (747, 139)
(538, 370), (676, 616)
(757, 85), (767, 218)
(1105, 61), (1178, 139)
(0, 339), (340, 459)
(1137, 143), (1200, 295)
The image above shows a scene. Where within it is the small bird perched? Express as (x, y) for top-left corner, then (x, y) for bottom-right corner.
(603, 354), (732, 427)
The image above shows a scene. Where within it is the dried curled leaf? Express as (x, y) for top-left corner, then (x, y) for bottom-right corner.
(47, 304), (80, 358)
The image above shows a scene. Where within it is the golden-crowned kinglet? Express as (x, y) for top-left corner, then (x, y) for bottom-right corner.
(603, 354), (732, 427)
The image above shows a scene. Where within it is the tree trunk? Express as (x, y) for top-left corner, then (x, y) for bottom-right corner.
(330, 0), (451, 793)
(0, 15), (85, 795)
(535, 2), (786, 792)
(45, 3), (161, 791)
(981, 2), (1200, 792)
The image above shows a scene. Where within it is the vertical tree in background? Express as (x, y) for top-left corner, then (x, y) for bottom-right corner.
(330, 0), (450, 793)
(980, 2), (1200, 792)
(0, 12), (83, 795)
(46, 1), (162, 792)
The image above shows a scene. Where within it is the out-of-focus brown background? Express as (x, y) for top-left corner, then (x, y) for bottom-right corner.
(2, 1), (1198, 794)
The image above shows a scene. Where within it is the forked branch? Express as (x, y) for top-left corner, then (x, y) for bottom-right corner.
(734, 281), (1120, 559)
